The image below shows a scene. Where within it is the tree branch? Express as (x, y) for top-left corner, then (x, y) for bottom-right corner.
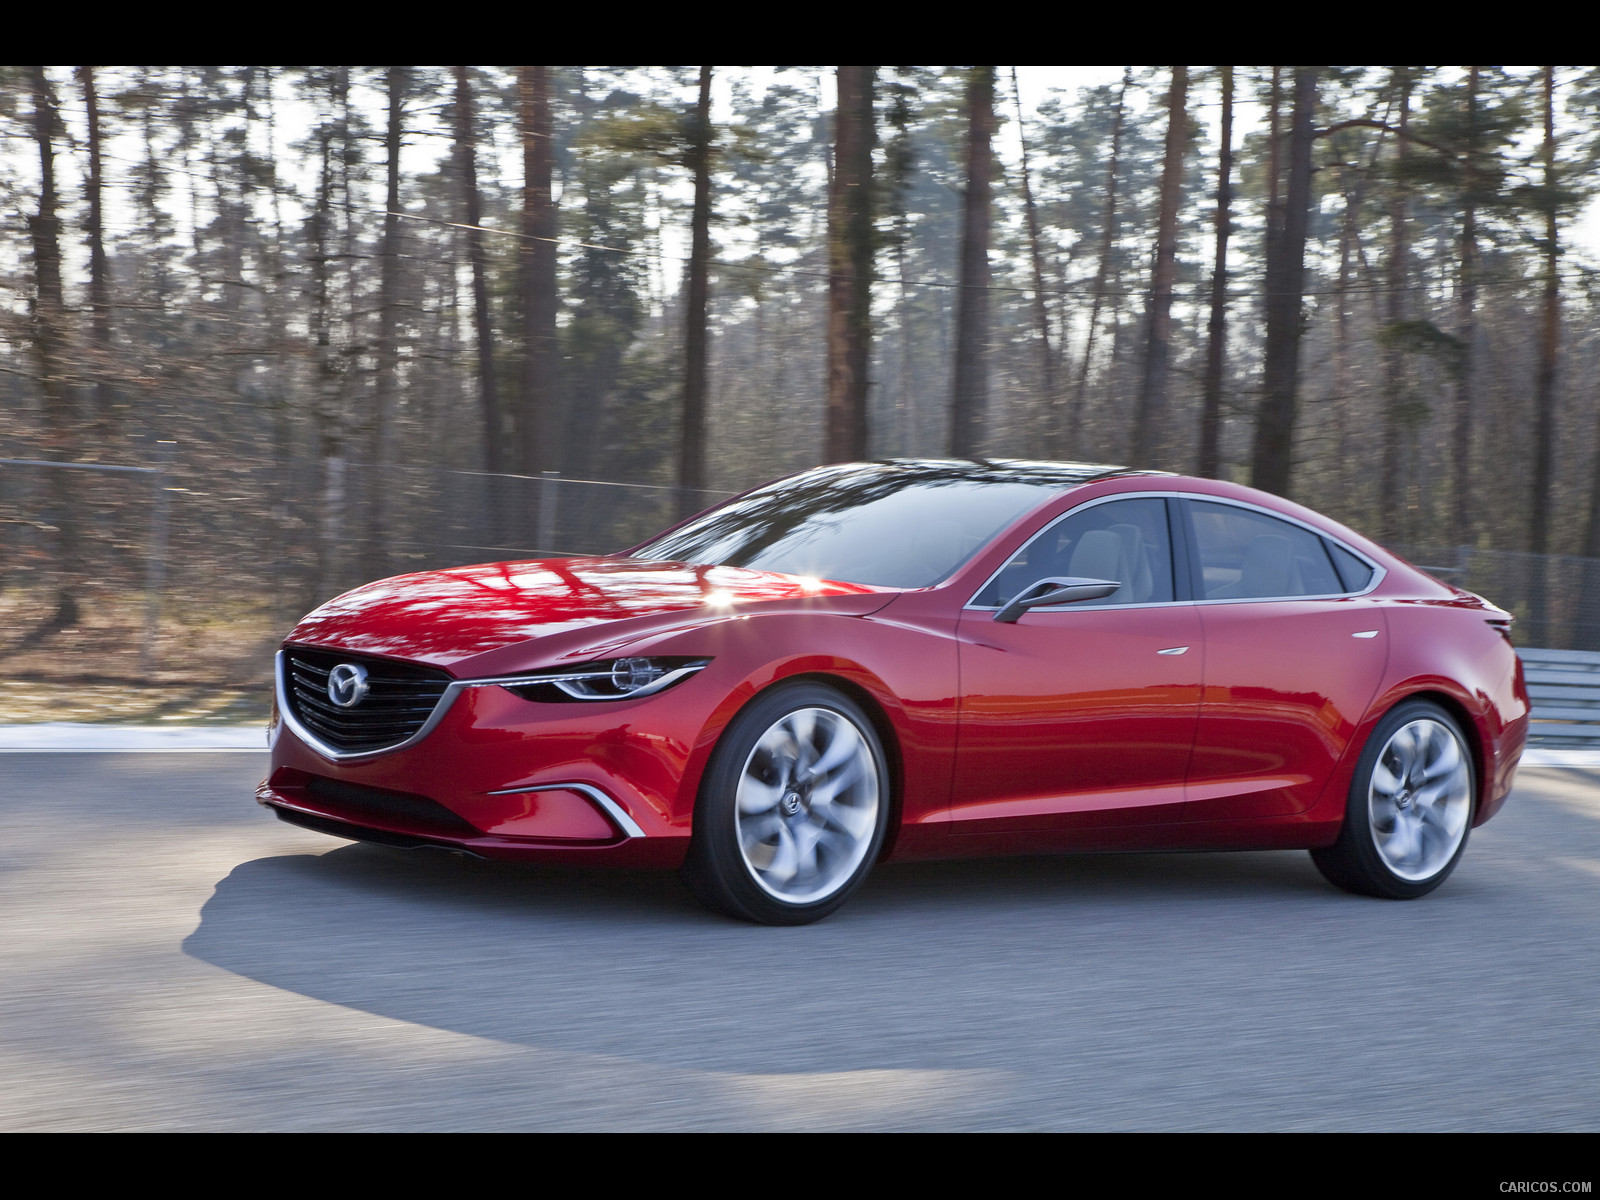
(1317, 118), (1456, 159)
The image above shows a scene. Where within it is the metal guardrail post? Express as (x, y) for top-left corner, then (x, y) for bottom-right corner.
(141, 441), (176, 671)
(536, 470), (558, 555)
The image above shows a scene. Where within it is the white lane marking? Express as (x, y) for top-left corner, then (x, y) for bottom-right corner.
(1521, 749), (1600, 767)
(0, 723), (267, 752)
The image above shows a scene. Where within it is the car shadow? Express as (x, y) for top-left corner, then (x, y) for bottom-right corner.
(183, 839), (1338, 1074)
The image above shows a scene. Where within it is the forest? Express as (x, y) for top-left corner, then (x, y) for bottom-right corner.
(4, 66), (1600, 704)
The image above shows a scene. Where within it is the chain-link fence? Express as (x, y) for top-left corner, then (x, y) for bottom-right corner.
(1, 455), (734, 702)
(1389, 544), (1600, 651)
(7, 453), (1600, 694)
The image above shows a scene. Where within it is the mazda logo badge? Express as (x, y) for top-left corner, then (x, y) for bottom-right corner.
(327, 662), (370, 708)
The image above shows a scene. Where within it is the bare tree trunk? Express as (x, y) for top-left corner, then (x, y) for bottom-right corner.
(825, 65), (875, 463)
(77, 66), (113, 445)
(1267, 67), (1283, 227)
(1130, 66), (1188, 468)
(680, 66), (713, 514)
(1529, 66), (1560, 643)
(1249, 67), (1318, 498)
(1379, 69), (1414, 542)
(1331, 165), (1358, 502)
(1068, 68), (1130, 457)
(949, 66), (996, 458)
(520, 65), (559, 478)
(28, 66), (80, 627)
(1010, 68), (1055, 429)
(1197, 66), (1233, 479)
(334, 69), (358, 325)
(1450, 66), (1480, 548)
(310, 111), (347, 602)
(365, 66), (407, 580)
(454, 66), (503, 475)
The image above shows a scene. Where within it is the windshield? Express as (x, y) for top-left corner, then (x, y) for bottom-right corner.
(629, 462), (1107, 589)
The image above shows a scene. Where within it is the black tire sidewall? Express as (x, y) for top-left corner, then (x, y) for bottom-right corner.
(685, 681), (890, 925)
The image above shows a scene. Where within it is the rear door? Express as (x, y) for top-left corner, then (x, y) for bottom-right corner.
(1178, 498), (1389, 820)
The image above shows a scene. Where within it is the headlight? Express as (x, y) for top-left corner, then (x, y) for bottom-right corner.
(497, 657), (710, 703)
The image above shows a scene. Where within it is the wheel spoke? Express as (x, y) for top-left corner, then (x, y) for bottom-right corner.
(749, 819), (798, 883)
(809, 719), (862, 778)
(1419, 790), (1468, 838)
(792, 818), (827, 879)
(810, 752), (864, 804)
(1380, 811), (1422, 868)
(1372, 757), (1403, 798)
(785, 710), (818, 771)
(752, 730), (797, 785)
(812, 790), (876, 840)
(1410, 722), (1435, 779)
(737, 773), (784, 815)
(1390, 725), (1420, 774)
(1421, 733), (1461, 783)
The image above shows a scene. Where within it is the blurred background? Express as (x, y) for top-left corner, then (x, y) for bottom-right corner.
(4, 65), (1600, 725)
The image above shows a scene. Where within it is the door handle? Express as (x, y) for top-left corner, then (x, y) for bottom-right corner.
(1352, 630), (1379, 639)
(1157, 646), (1189, 655)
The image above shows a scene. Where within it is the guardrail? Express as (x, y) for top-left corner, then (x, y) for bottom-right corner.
(1520, 647), (1600, 746)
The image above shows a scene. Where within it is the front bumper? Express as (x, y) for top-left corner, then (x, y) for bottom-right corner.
(261, 669), (702, 868)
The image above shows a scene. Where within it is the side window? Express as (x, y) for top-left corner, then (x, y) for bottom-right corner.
(1325, 540), (1376, 592)
(1189, 501), (1344, 600)
(973, 497), (1175, 608)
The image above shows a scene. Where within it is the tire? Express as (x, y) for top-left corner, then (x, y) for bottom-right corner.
(682, 682), (889, 925)
(1311, 699), (1476, 899)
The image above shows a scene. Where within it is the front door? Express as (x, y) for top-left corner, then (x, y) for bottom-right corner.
(951, 496), (1203, 835)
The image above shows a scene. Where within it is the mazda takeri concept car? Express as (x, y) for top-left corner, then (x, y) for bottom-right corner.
(259, 460), (1528, 924)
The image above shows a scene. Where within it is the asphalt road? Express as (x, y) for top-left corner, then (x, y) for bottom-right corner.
(2, 752), (1597, 1130)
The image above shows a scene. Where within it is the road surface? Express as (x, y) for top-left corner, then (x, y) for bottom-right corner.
(2, 752), (1596, 1130)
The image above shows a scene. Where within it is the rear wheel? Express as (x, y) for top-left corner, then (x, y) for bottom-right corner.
(1311, 699), (1475, 899)
(682, 682), (888, 925)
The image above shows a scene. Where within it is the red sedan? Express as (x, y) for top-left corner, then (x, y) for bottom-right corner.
(258, 461), (1528, 924)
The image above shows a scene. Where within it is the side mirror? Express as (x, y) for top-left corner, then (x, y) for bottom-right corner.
(994, 576), (1121, 623)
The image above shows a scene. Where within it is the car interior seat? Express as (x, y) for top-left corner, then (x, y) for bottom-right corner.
(1107, 523), (1153, 602)
(1209, 533), (1301, 599)
(1065, 528), (1130, 602)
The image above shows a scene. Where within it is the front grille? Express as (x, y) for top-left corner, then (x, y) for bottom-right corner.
(283, 646), (452, 753)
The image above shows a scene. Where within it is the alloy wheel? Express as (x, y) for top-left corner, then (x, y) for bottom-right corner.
(1367, 718), (1472, 883)
(734, 706), (881, 904)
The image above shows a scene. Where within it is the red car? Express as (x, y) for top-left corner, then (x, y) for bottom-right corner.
(259, 461), (1529, 924)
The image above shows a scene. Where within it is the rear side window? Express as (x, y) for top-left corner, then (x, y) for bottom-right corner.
(1189, 501), (1345, 599)
(1325, 540), (1376, 592)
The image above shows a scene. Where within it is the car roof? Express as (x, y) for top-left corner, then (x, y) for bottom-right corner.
(840, 458), (1164, 489)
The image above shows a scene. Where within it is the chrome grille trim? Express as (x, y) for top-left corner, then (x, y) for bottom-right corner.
(277, 649), (462, 762)
(483, 782), (647, 838)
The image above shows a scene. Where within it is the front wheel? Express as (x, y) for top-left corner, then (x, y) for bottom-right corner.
(1311, 699), (1475, 899)
(682, 682), (889, 925)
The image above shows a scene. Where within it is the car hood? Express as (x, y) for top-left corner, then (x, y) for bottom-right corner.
(284, 556), (894, 673)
